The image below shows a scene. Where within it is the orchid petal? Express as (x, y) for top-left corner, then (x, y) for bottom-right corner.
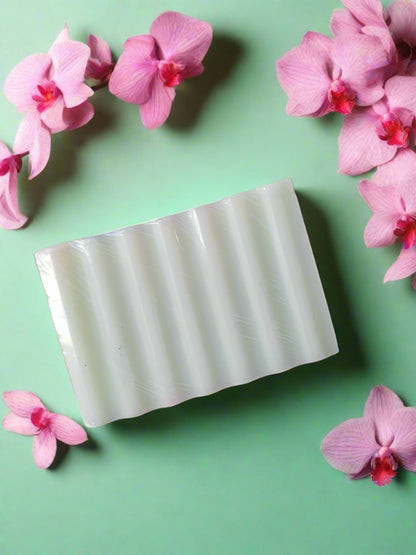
(63, 101), (94, 131)
(386, 0), (416, 47)
(49, 413), (87, 445)
(51, 25), (70, 46)
(384, 247), (416, 283)
(32, 428), (57, 469)
(358, 179), (399, 212)
(139, 76), (175, 129)
(3, 53), (51, 111)
(40, 95), (67, 133)
(341, 0), (385, 27)
(49, 40), (93, 108)
(338, 108), (395, 175)
(88, 34), (112, 65)
(330, 8), (362, 36)
(3, 391), (45, 418)
(0, 166), (27, 230)
(321, 417), (379, 474)
(2, 413), (38, 435)
(109, 35), (157, 105)
(384, 75), (416, 113)
(364, 385), (404, 446)
(14, 111), (51, 179)
(150, 11), (212, 68)
(363, 214), (399, 247)
(276, 37), (332, 117)
(389, 407), (416, 471)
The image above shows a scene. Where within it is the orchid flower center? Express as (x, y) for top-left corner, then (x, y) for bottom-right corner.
(377, 112), (411, 147)
(328, 79), (356, 115)
(0, 154), (22, 176)
(370, 447), (398, 486)
(32, 80), (61, 113)
(394, 213), (416, 249)
(30, 406), (51, 429)
(158, 60), (185, 87)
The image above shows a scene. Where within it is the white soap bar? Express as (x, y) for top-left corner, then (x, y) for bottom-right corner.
(35, 179), (338, 427)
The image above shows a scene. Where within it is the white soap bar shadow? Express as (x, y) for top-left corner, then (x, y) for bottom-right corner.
(35, 179), (338, 427)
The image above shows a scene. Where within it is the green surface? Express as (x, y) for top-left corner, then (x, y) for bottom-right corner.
(1, 1), (415, 553)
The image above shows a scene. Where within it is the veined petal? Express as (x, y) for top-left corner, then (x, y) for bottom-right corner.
(386, 0), (416, 47)
(49, 40), (93, 108)
(51, 25), (70, 46)
(363, 213), (399, 247)
(330, 8), (362, 36)
(341, 0), (385, 27)
(358, 179), (400, 212)
(2, 390), (45, 418)
(0, 141), (12, 160)
(88, 34), (112, 65)
(63, 101), (94, 131)
(385, 75), (416, 113)
(371, 149), (416, 195)
(276, 39), (332, 117)
(49, 413), (87, 445)
(384, 247), (416, 283)
(321, 417), (379, 474)
(139, 75), (175, 129)
(0, 166), (27, 230)
(338, 108), (395, 175)
(40, 95), (67, 133)
(109, 35), (158, 105)
(390, 407), (416, 471)
(150, 11), (212, 68)
(2, 413), (38, 435)
(14, 111), (51, 179)
(4, 53), (51, 111)
(32, 428), (57, 469)
(363, 385), (404, 446)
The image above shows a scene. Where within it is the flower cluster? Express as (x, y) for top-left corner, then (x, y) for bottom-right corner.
(321, 385), (416, 486)
(0, 11), (212, 230)
(276, 0), (416, 289)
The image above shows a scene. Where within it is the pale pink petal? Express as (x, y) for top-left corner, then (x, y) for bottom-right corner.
(387, 0), (416, 47)
(330, 8), (362, 36)
(341, 0), (385, 27)
(51, 25), (70, 46)
(63, 101), (94, 131)
(49, 413), (87, 445)
(363, 385), (404, 446)
(348, 462), (372, 480)
(139, 76), (175, 129)
(150, 11), (212, 69)
(338, 108), (395, 175)
(2, 413), (38, 435)
(2, 391), (45, 418)
(276, 36), (332, 117)
(389, 407), (416, 471)
(321, 417), (379, 474)
(363, 213), (399, 247)
(301, 31), (333, 52)
(384, 75), (416, 113)
(32, 428), (57, 469)
(371, 149), (416, 195)
(49, 40), (93, 108)
(40, 95), (67, 133)
(0, 142), (11, 159)
(109, 35), (157, 105)
(0, 167), (28, 230)
(13, 111), (51, 179)
(384, 247), (416, 283)
(333, 34), (388, 105)
(358, 179), (399, 212)
(88, 34), (112, 65)
(3, 53), (51, 111)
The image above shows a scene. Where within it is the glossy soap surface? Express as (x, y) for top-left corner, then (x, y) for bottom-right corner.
(35, 179), (338, 426)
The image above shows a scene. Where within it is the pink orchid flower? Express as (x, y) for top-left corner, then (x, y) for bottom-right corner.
(276, 30), (390, 118)
(4, 27), (94, 179)
(358, 148), (416, 288)
(109, 11), (213, 129)
(385, 0), (416, 75)
(2, 391), (87, 469)
(338, 75), (416, 175)
(0, 143), (27, 230)
(321, 385), (416, 486)
(85, 34), (114, 85)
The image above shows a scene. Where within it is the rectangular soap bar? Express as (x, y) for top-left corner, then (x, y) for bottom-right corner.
(35, 179), (338, 427)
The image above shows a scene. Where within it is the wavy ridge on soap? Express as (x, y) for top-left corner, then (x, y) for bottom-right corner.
(35, 179), (338, 427)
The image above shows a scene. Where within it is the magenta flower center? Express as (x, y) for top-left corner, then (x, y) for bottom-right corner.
(0, 154), (22, 176)
(158, 60), (185, 87)
(370, 448), (398, 486)
(32, 80), (61, 113)
(30, 407), (51, 429)
(377, 112), (411, 147)
(394, 213), (416, 249)
(328, 79), (356, 115)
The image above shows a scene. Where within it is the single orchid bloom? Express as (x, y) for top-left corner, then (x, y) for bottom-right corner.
(2, 391), (87, 469)
(338, 75), (416, 175)
(109, 11), (213, 129)
(4, 27), (94, 178)
(85, 34), (114, 86)
(321, 385), (416, 486)
(276, 30), (390, 118)
(358, 149), (416, 288)
(0, 142), (27, 230)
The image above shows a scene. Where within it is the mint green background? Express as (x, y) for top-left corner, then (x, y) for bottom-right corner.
(1, 1), (415, 553)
